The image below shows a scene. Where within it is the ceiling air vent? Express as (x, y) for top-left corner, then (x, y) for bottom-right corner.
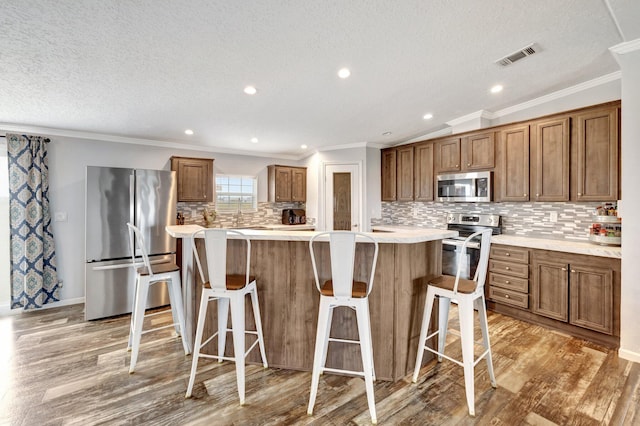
(495, 43), (538, 67)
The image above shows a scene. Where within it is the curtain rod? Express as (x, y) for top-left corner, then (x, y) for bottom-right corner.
(1, 135), (51, 142)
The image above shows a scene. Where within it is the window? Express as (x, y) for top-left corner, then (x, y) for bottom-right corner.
(215, 175), (257, 212)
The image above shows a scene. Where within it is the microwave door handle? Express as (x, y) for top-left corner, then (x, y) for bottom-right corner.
(470, 179), (476, 197)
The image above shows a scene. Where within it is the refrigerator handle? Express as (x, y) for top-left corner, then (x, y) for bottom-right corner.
(130, 171), (136, 255)
(92, 257), (172, 271)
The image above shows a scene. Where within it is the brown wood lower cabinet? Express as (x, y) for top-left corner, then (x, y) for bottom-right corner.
(532, 250), (616, 335)
(487, 245), (620, 347)
(192, 238), (443, 381)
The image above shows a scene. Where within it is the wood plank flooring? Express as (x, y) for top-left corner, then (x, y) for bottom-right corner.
(1, 303), (638, 425)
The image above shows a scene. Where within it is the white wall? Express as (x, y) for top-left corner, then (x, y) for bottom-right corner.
(615, 46), (640, 363)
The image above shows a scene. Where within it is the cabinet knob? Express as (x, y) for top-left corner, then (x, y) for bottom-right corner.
(571, 269), (576, 273)
(505, 280), (510, 284)
(505, 294), (510, 299)
(467, 163), (471, 166)
(505, 252), (510, 256)
(561, 267), (567, 271)
(505, 266), (510, 270)
(577, 192), (582, 196)
(456, 164), (459, 168)
(524, 193), (527, 197)
(536, 193), (540, 197)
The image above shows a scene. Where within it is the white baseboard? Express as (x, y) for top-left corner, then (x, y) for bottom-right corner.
(0, 297), (85, 316)
(618, 348), (640, 364)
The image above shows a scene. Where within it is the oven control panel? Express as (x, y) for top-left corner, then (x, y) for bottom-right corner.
(446, 213), (500, 227)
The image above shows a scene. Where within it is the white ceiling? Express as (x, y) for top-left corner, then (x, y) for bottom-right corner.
(1, 1), (638, 158)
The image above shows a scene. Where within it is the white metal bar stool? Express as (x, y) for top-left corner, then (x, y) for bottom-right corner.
(185, 229), (268, 405)
(126, 223), (190, 374)
(307, 231), (379, 424)
(412, 229), (496, 416)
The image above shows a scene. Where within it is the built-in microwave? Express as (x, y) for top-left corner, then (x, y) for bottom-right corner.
(437, 171), (492, 202)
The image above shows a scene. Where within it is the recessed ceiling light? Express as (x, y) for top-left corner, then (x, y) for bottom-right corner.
(184, 129), (194, 135)
(423, 113), (433, 120)
(337, 68), (351, 79)
(301, 144), (308, 149)
(490, 84), (503, 94)
(382, 132), (392, 136)
(244, 86), (257, 95)
(251, 137), (258, 143)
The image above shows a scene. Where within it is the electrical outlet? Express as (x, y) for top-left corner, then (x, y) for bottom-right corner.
(54, 212), (68, 222)
(412, 206), (419, 218)
(549, 211), (558, 222)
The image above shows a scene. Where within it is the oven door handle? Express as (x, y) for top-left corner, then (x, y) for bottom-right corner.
(442, 239), (481, 249)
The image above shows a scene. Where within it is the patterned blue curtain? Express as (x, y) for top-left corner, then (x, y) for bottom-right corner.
(7, 134), (60, 309)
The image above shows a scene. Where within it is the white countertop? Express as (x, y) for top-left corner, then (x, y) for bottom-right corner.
(166, 224), (457, 244)
(491, 234), (621, 259)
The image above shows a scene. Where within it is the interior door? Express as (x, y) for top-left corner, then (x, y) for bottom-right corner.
(324, 164), (360, 231)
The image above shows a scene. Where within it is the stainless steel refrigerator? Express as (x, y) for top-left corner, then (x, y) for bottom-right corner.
(84, 166), (177, 320)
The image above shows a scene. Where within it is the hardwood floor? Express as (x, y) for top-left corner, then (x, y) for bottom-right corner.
(1, 303), (638, 425)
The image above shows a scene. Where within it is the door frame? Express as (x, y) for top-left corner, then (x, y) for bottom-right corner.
(321, 161), (363, 232)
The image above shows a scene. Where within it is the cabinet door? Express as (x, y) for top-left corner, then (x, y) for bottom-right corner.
(381, 149), (397, 201)
(435, 137), (461, 172)
(274, 167), (292, 202)
(291, 167), (306, 202)
(172, 158), (213, 202)
(532, 118), (569, 201)
(497, 125), (530, 201)
(396, 146), (414, 201)
(573, 107), (619, 201)
(532, 258), (568, 322)
(414, 142), (434, 201)
(462, 131), (495, 170)
(569, 264), (613, 334)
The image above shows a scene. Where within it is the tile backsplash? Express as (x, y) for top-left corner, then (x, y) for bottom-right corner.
(177, 201), (310, 228)
(373, 201), (607, 241)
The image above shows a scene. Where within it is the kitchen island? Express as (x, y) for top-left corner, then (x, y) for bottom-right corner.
(166, 225), (457, 381)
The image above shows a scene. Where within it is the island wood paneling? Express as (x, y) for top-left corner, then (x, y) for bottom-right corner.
(191, 238), (442, 381)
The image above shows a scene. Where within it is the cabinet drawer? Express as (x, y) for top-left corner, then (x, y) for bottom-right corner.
(490, 246), (529, 263)
(488, 272), (528, 293)
(489, 286), (529, 309)
(489, 259), (529, 278)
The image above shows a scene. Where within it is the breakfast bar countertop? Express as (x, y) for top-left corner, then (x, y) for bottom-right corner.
(166, 224), (457, 244)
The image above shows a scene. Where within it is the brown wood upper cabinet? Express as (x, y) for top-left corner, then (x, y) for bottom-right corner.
(396, 146), (414, 201)
(435, 132), (494, 173)
(413, 142), (434, 201)
(170, 156), (214, 202)
(572, 106), (620, 201)
(381, 146), (416, 202)
(496, 125), (530, 201)
(381, 148), (397, 201)
(435, 137), (461, 172)
(531, 118), (570, 201)
(268, 165), (306, 202)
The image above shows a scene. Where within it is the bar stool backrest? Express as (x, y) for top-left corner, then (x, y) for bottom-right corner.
(192, 229), (252, 289)
(471, 229), (493, 291)
(310, 231), (379, 298)
(127, 223), (153, 277)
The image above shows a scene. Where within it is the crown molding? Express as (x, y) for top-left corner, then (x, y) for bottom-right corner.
(446, 109), (497, 127)
(609, 38), (640, 55)
(0, 124), (300, 160)
(493, 71), (621, 118)
(316, 141), (369, 152)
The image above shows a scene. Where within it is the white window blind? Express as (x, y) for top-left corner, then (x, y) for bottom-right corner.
(215, 175), (257, 212)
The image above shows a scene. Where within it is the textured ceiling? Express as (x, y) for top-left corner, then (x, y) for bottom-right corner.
(0, 1), (635, 157)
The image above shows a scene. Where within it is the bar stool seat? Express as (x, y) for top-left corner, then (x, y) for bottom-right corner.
(126, 223), (190, 374)
(307, 231), (379, 424)
(185, 229), (267, 405)
(412, 229), (497, 416)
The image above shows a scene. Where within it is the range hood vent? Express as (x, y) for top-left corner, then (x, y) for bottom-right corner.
(495, 43), (538, 66)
